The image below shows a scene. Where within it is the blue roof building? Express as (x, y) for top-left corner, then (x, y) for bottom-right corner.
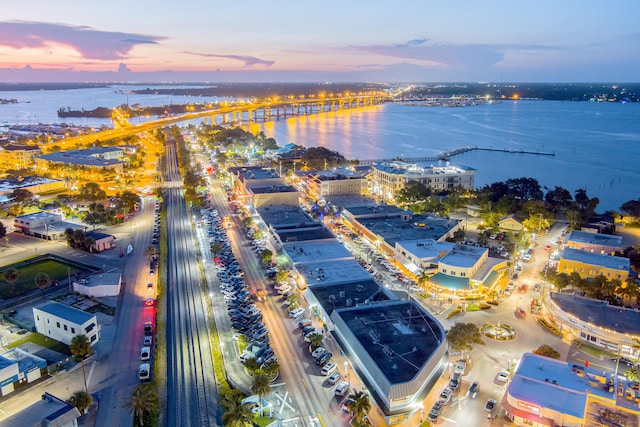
(33, 301), (100, 346)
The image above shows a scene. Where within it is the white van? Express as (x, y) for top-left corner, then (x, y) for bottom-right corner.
(321, 361), (338, 376)
(139, 363), (151, 382)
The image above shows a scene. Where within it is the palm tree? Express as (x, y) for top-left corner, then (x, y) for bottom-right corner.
(145, 246), (156, 258)
(221, 393), (253, 427)
(210, 242), (223, 256)
(251, 371), (272, 417)
(124, 384), (158, 427)
(307, 333), (324, 351)
(346, 390), (371, 426)
(70, 334), (91, 393)
(417, 269), (430, 291)
(34, 272), (50, 292)
(68, 390), (92, 414)
(3, 268), (20, 294)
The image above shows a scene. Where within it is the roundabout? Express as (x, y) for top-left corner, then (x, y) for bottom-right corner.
(482, 322), (516, 341)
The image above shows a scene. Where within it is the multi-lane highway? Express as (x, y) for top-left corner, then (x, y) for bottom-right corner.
(165, 137), (219, 425)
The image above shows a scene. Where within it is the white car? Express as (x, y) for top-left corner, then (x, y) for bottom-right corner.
(289, 307), (305, 318)
(335, 381), (350, 397)
(140, 346), (151, 361)
(454, 360), (466, 375)
(496, 370), (510, 383)
(311, 347), (327, 358)
(277, 286), (292, 295)
(274, 282), (289, 291)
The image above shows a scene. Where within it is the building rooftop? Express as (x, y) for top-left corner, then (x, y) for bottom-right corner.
(0, 354), (14, 371)
(566, 230), (623, 248)
(229, 166), (280, 180)
(560, 248), (630, 271)
(346, 205), (411, 217)
(333, 300), (445, 384)
(324, 195), (380, 208)
(1, 348), (47, 375)
(0, 176), (61, 193)
(249, 184), (298, 194)
(14, 211), (60, 221)
(508, 353), (589, 418)
(0, 392), (81, 427)
(39, 151), (124, 167)
(397, 239), (455, 263)
(308, 279), (388, 316)
(357, 215), (459, 247)
(34, 301), (94, 325)
(284, 240), (354, 265)
(429, 272), (470, 290)
(373, 161), (474, 176)
(550, 292), (640, 336)
(257, 205), (316, 229)
(85, 230), (113, 240)
(297, 259), (372, 287)
(82, 272), (121, 287)
(439, 244), (487, 268)
(276, 225), (335, 242)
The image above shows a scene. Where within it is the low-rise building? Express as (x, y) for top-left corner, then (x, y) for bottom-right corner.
(0, 348), (47, 397)
(499, 214), (524, 231)
(558, 248), (629, 282)
(33, 301), (100, 346)
(73, 272), (122, 298)
(502, 352), (640, 427)
(13, 211), (85, 240)
(0, 176), (65, 203)
(0, 392), (81, 426)
(84, 230), (116, 252)
(300, 168), (368, 199)
(565, 230), (623, 255)
(36, 146), (126, 177)
(0, 143), (42, 170)
(248, 184), (299, 208)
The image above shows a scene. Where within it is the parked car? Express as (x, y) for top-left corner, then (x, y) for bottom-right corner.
(438, 387), (452, 404)
(467, 382), (479, 398)
(144, 322), (153, 336)
(496, 370), (510, 383)
(311, 347), (327, 358)
(321, 362), (338, 376)
(315, 352), (332, 366)
(454, 360), (466, 375)
(140, 346), (151, 361)
(289, 308), (305, 318)
(428, 401), (444, 422)
(138, 363), (151, 382)
(449, 373), (461, 390)
(335, 381), (350, 397)
(327, 371), (342, 386)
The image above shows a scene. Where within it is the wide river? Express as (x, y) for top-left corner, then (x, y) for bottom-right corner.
(1, 85), (638, 211)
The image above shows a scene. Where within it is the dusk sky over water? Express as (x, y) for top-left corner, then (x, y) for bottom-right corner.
(1, 0), (639, 82)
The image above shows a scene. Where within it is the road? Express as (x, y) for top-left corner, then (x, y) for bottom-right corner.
(202, 173), (347, 427)
(165, 138), (219, 426)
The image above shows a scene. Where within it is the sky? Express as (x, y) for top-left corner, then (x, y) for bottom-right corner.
(1, 0), (639, 83)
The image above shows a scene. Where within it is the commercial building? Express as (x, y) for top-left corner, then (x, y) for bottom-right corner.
(248, 184), (299, 208)
(0, 143), (42, 170)
(565, 230), (623, 254)
(13, 211), (85, 240)
(502, 352), (640, 427)
(558, 248), (630, 282)
(429, 243), (506, 291)
(0, 349), (47, 397)
(84, 230), (116, 253)
(370, 161), (475, 202)
(331, 300), (448, 423)
(0, 392), (81, 426)
(33, 301), (100, 346)
(73, 272), (122, 298)
(545, 292), (640, 355)
(298, 168), (368, 199)
(0, 176), (65, 203)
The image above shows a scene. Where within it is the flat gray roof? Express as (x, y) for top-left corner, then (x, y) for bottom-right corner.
(257, 205), (316, 229)
(324, 195), (380, 208)
(358, 215), (459, 247)
(0, 392), (80, 427)
(334, 300), (445, 384)
(85, 272), (121, 287)
(250, 184), (298, 194)
(567, 230), (623, 247)
(397, 240), (455, 262)
(277, 225), (335, 242)
(550, 292), (640, 335)
(34, 301), (94, 325)
(346, 205), (411, 217)
(39, 152), (124, 167)
(560, 248), (630, 271)
(297, 259), (371, 286)
(0, 176), (62, 192)
(308, 279), (388, 315)
(440, 245), (487, 268)
(284, 240), (354, 264)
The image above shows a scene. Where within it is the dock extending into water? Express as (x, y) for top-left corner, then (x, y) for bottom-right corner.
(358, 146), (555, 165)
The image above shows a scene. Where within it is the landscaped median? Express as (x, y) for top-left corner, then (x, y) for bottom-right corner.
(537, 318), (563, 338)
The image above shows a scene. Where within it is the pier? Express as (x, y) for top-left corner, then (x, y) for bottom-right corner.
(358, 146), (555, 165)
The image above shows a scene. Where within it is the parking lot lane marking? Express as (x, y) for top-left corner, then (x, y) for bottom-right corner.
(316, 413), (327, 427)
(302, 378), (307, 388)
(441, 416), (457, 423)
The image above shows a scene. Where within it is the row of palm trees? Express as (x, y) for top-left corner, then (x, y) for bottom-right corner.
(1, 267), (51, 296)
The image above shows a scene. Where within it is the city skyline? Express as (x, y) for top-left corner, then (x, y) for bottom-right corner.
(1, 1), (639, 83)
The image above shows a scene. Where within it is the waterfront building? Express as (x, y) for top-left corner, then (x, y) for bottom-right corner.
(36, 146), (126, 176)
(558, 248), (630, 282)
(298, 168), (369, 200)
(369, 161), (475, 202)
(0, 143), (42, 170)
(565, 230), (623, 255)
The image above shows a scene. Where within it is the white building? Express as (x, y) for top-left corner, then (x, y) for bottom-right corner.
(370, 161), (475, 201)
(33, 301), (100, 346)
(73, 272), (122, 297)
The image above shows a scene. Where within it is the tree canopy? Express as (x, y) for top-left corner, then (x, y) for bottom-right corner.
(533, 344), (561, 359)
(447, 322), (485, 353)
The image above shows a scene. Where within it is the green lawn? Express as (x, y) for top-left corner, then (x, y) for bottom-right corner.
(0, 259), (82, 298)
(5, 332), (71, 355)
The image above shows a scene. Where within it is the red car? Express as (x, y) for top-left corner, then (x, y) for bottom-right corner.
(144, 298), (155, 307)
